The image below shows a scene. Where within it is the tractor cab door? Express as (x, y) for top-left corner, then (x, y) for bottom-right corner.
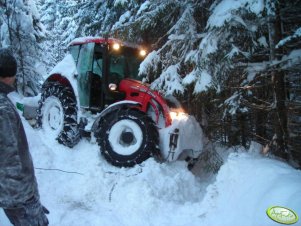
(75, 42), (107, 112)
(76, 42), (94, 109)
(75, 42), (140, 113)
(90, 44), (104, 109)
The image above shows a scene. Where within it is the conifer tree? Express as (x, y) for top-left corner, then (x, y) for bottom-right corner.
(0, 0), (46, 96)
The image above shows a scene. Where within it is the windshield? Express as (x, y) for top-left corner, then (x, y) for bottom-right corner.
(109, 46), (144, 81)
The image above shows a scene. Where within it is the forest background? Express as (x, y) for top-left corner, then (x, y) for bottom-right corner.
(1, 0), (301, 167)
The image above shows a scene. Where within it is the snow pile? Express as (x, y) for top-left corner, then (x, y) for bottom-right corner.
(159, 115), (204, 161)
(1, 105), (301, 226)
(199, 151), (301, 226)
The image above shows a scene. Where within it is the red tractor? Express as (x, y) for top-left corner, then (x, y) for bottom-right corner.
(36, 37), (203, 167)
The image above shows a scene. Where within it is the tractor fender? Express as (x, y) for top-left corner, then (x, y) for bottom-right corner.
(90, 100), (141, 133)
(46, 54), (78, 97)
(42, 54), (81, 122)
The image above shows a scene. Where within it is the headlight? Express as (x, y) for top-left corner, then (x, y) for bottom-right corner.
(109, 83), (117, 91)
(170, 110), (188, 121)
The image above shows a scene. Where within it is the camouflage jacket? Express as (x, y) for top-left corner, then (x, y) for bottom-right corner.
(0, 81), (39, 209)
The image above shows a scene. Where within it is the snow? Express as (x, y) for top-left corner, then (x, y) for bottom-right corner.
(224, 92), (249, 115)
(277, 27), (301, 48)
(112, 11), (131, 30)
(183, 69), (197, 85)
(48, 54), (77, 82)
(245, 62), (269, 82)
(207, 0), (264, 28)
(199, 151), (301, 226)
(139, 50), (161, 77)
(226, 45), (240, 59)
(1, 97), (301, 226)
(199, 32), (218, 56)
(113, 0), (128, 7)
(108, 119), (143, 156)
(151, 64), (184, 95)
(159, 115), (204, 161)
(47, 54), (80, 118)
(8, 92), (40, 107)
(279, 49), (301, 69)
(184, 50), (198, 63)
(258, 36), (268, 48)
(137, 1), (151, 16)
(0, 23), (10, 47)
(194, 70), (212, 93)
(40, 96), (64, 139)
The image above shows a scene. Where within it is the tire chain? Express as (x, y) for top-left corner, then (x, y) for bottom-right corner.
(95, 108), (161, 167)
(36, 82), (80, 147)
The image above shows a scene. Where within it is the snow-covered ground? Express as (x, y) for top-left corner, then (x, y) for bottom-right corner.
(1, 98), (301, 226)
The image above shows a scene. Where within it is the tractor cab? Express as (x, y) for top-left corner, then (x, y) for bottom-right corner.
(68, 38), (147, 112)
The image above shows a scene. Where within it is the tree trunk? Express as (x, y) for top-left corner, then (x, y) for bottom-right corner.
(267, 0), (289, 159)
(4, 0), (13, 45)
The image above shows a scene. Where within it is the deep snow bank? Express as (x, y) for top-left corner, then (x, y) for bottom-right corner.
(198, 151), (301, 226)
(1, 107), (300, 226)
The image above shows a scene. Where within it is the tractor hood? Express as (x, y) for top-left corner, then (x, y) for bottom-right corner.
(119, 78), (172, 127)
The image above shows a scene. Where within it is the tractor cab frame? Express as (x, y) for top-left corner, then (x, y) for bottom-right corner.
(68, 38), (145, 113)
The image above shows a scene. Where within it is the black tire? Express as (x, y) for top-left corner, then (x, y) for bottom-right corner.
(96, 108), (160, 167)
(36, 82), (80, 147)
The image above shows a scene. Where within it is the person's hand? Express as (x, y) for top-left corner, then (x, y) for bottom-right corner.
(24, 196), (49, 226)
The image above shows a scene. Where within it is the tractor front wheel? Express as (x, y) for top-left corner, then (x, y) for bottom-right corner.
(96, 109), (160, 167)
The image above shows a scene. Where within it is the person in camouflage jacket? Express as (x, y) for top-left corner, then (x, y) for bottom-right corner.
(0, 48), (49, 226)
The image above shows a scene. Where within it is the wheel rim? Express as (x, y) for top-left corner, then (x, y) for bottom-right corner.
(108, 119), (143, 156)
(41, 96), (64, 138)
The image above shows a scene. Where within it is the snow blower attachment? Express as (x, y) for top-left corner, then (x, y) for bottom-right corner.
(27, 37), (204, 167)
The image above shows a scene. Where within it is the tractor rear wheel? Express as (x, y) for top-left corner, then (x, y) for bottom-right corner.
(96, 108), (160, 167)
(37, 82), (80, 147)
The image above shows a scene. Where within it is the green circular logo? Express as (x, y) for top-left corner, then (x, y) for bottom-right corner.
(267, 206), (299, 225)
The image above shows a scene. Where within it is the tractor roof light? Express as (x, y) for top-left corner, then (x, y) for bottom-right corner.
(112, 43), (120, 51)
(139, 49), (147, 57)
